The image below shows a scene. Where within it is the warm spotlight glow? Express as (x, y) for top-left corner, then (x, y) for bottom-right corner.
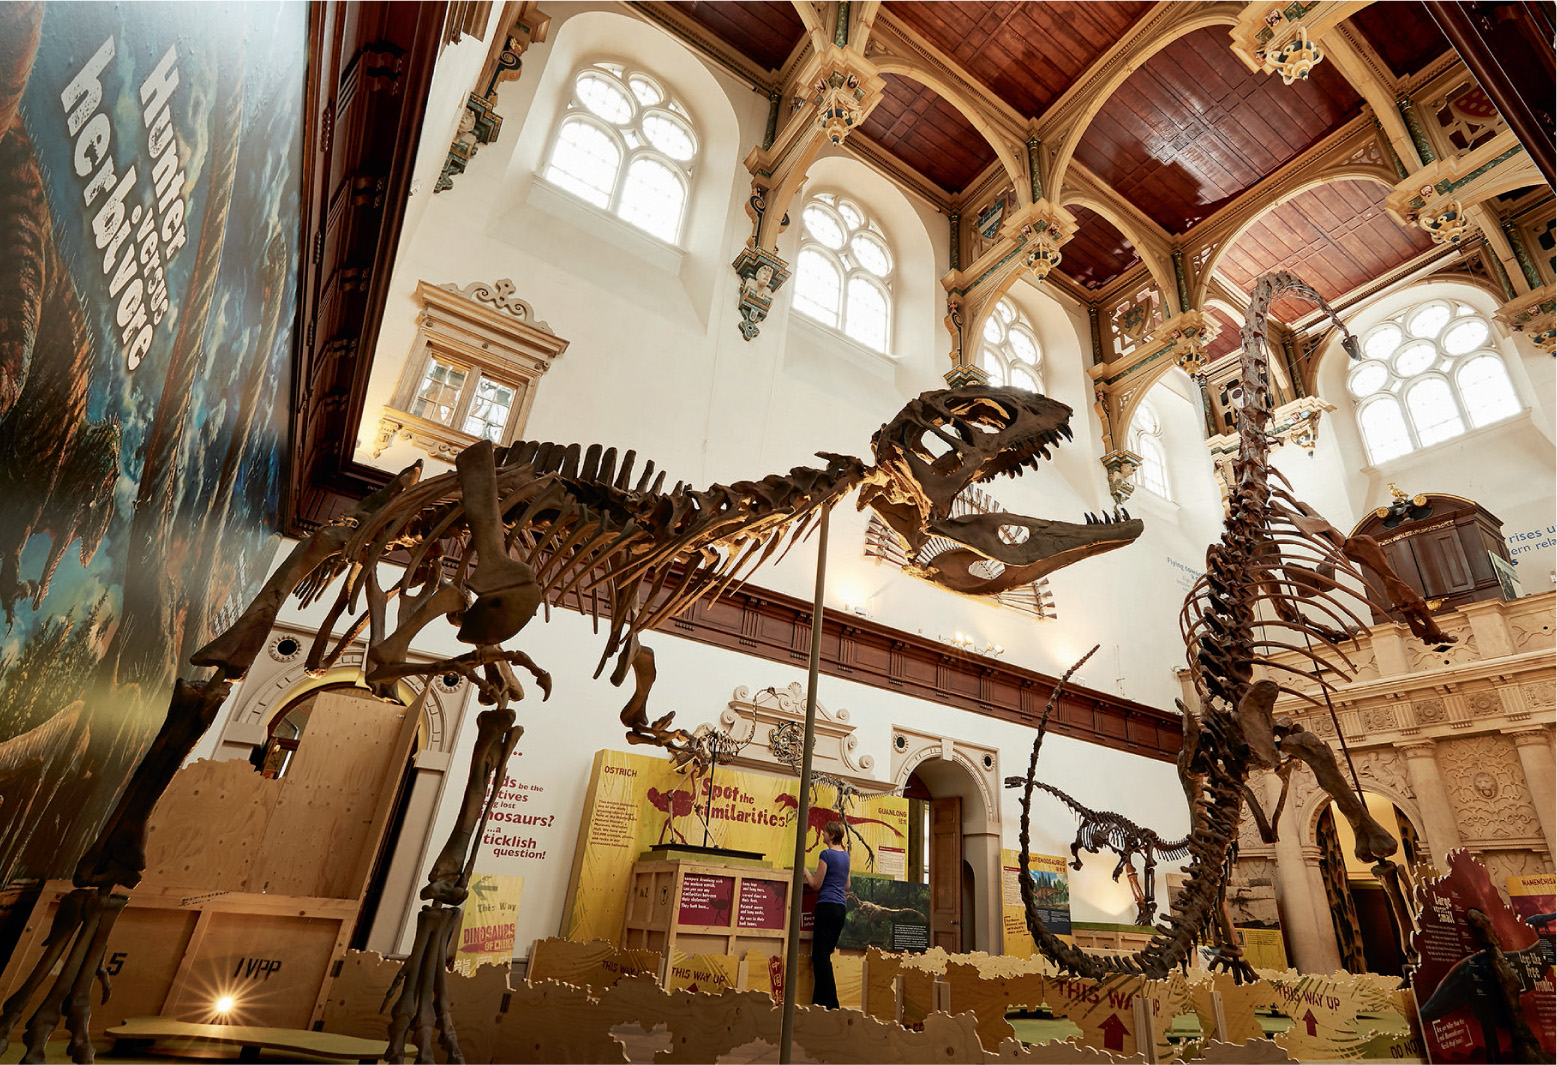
(215, 995), (235, 1014)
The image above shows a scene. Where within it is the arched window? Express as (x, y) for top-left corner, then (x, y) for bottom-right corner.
(542, 62), (696, 244)
(978, 297), (1044, 393)
(1348, 298), (1521, 463)
(792, 193), (894, 353)
(1129, 400), (1170, 501)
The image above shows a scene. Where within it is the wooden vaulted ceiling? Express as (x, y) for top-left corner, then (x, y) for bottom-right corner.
(659, 2), (1461, 296)
(1071, 26), (1364, 235)
(668, 1), (805, 71)
(1217, 179), (1437, 323)
(886, 1), (1155, 118)
(1060, 207), (1141, 291)
(856, 76), (997, 193)
(1346, 1), (1451, 80)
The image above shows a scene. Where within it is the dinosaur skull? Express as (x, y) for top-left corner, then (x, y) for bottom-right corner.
(861, 386), (1143, 595)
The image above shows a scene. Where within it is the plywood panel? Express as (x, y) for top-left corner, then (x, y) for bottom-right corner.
(528, 937), (660, 994)
(162, 911), (342, 1028)
(252, 689), (417, 899)
(1, 898), (197, 1037)
(141, 758), (283, 891)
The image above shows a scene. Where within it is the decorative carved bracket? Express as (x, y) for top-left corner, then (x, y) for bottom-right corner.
(1101, 449), (1142, 504)
(1385, 131), (1539, 244)
(731, 46), (884, 339)
(717, 682), (880, 791)
(1206, 395), (1337, 507)
(1147, 309), (1223, 376)
(1494, 283), (1556, 353)
(1228, 1), (1367, 84)
(435, 4), (552, 194)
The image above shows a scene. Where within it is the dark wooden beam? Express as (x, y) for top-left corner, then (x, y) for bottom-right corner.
(642, 582), (1182, 762)
(286, 1), (449, 535)
(1424, 1), (1556, 188)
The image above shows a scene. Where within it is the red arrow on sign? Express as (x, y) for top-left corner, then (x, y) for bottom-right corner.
(1099, 1013), (1128, 1051)
(1303, 1009), (1319, 1036)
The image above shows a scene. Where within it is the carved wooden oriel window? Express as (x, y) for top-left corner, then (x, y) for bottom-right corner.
(374, 280), (568, 463)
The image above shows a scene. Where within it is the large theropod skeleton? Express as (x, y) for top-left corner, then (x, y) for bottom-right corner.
(3, 387), (1142, 1063)
(1011, 272), (1454, 984)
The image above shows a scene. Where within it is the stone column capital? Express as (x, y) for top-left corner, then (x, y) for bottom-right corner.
(1399, 740), (1439, 758)
(1510, 727), (1553, 748)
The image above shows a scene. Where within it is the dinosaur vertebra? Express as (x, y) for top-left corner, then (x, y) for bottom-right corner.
(1011, 272), (1455, 985)
(26, 385), (1141, 1062)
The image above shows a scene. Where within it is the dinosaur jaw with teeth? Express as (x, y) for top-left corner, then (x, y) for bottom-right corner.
(919, 508), (1144, 595)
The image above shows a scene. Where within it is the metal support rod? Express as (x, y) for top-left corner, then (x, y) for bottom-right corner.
(779, 509), (830, 1064)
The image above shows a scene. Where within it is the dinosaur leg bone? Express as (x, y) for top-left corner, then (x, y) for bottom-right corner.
(1279, 726), (1398, 862)
(454, 440), (542, 646)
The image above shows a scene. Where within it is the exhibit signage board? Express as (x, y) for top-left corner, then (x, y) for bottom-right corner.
(1411, 851), (1555, 1063)
(454, 873), (524, 975)
(0, 1), (304, 888)
(1000, 848), (1073, 955)
(835, 875), (931, 952)
(562, 748), (908, 944)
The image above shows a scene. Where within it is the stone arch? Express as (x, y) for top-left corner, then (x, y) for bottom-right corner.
(1048, 7), (1243, 194)
(1193, 170), (1399, 308)
(495, 10), (743, 273)
(1299, 780), (1427, 851)
(216, 626), (466, 757)
(789, 153), (942, 382)
(1058, 191), (1176, 302)
(788, 0), (830, 53)
(869, 58), (1026, 196)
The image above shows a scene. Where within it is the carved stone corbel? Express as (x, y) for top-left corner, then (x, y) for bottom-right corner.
(435, 4), (552, 194)
(1228, 1), (1368, 85)
(1494, 283), (1556, 353)
(1147, 309), (1222, 376)
(1101, 448), (1142, 504)
(1384, 130), (1540, 245)
(731, 45), (884, 339)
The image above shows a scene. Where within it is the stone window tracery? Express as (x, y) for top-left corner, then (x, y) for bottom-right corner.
(1348, 298), (1521, 464)
(978, 297), (1043, 393)
(792, 192), (894, 354)
(542, 61), (696, 245)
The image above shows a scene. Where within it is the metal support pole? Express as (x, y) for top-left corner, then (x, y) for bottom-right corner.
(779, 509), (829, 1064)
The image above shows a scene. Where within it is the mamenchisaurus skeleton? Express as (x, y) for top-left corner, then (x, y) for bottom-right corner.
(1011, 272), (1456, 984)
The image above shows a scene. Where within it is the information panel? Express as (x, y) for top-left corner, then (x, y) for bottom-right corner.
(677, 873), (735, 927)
(736, 879), (787, 930)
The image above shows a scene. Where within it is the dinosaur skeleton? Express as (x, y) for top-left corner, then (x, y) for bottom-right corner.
(7, 386), (1143, 1063)
(1011, 272), (1455, 985)
(1006, 776), (1190, 926)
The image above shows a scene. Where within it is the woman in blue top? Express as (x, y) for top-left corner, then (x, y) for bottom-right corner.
(804, 819), (850, 1009)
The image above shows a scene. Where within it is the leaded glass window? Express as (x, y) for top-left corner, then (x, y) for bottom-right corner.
(792, 193), (894, 354)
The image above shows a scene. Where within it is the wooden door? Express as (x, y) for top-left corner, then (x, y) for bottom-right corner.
(929, 797), (962, 952)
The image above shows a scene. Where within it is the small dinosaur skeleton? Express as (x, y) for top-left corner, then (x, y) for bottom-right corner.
(1005, 775), (1190, 926)
(16, 386), (1142, 1062)
(767, 716), (904, 871)
(1010, 272), (1455, 985)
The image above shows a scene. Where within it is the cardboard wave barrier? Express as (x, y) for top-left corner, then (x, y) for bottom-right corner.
(316, 938), (1424, 1063)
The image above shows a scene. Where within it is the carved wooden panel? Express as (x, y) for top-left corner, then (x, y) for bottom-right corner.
(1060, 205), (1142, 291)
(885, 1), (1153, 118)
(1072, 27), (1363, 233)
(855, 75), (997, 193)
(1216, 179), (1433, 322)
(666, 1), (805, 71)
(1345, 1), (1450, 79)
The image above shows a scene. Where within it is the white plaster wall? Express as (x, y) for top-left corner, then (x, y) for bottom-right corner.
(344, 5), (1195, 708)
(394, 602), (1187, 955)
(1312, 279), (1557, 589)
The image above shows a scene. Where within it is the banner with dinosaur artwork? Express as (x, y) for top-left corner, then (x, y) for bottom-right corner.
(1001, 848), (1073, 956)
(561, 748), (908, 945)
(0, 3), (304, 887)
